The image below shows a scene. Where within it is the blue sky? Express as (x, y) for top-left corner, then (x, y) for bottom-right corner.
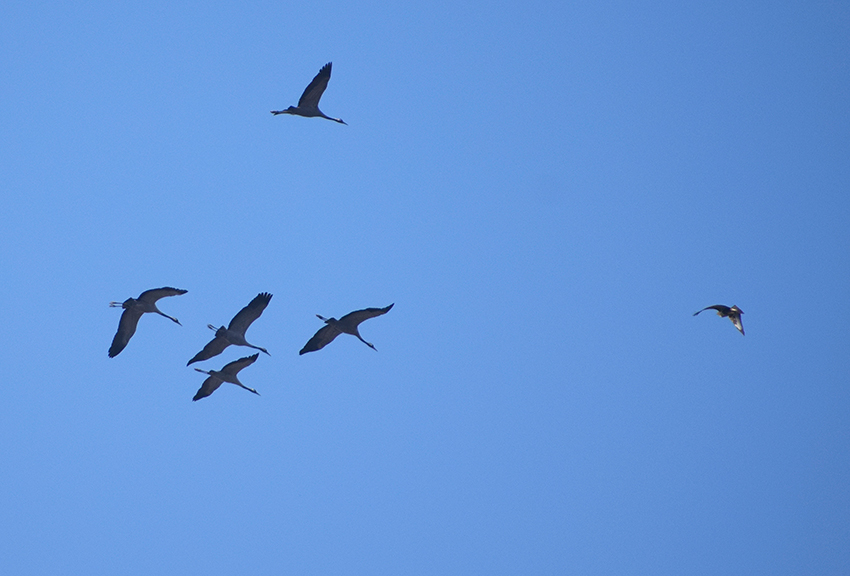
(1, 1), (849, 574)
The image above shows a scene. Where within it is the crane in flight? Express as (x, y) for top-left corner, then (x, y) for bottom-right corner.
(192, 354), (260, 401)
(300, 304), (394, 354)
(693, 304), (745, 335)
(108, 287), (187, 357)
(271, 62), (347, 125)
(187, 292), (272, 365)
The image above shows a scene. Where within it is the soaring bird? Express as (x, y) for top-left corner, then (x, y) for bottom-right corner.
(193, 354), (260, 401)
(187, 292), (272, 365)
(271, 62), (347, 124)
(300, 304), (394, 354)
(693, 304), (745, 335)
(108, 287), (187, 357)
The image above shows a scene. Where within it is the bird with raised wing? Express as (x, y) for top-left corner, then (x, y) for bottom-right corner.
(108, 287), (187, 358)
(192, 354), (260, 401)
(693, 304), (745, 335)
(300, 303), (394, 354)
(271, 62), (347, 124)
(187, 292), (272, 365)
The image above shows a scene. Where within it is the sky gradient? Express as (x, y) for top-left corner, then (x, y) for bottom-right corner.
(1, 1), (849, 574)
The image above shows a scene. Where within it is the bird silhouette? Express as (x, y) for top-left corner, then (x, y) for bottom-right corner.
(271, 62), (347, 124)
(108, 287), (187, 357)
(300, 304), (394, 354)
(192, 354), (260, 401)
(693, 304), (745, 335)
(187, 292), (272, 365)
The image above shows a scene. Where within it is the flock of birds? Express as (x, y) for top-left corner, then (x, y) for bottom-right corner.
(106, 64), (386, 401)
(108, 287), (393, 400)
(107, 62), (744, 401)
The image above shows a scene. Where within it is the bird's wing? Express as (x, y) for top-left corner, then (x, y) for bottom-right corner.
(187, 335), (230, 365)
(193, 376), (222, 401)
(693, 304), (729, 316)
(229, 292), (272, 333)
(109, 308), (143, 357)
(299, 324), (341, 354)
(297, 62), (332, 109)
(223, 353), (260, 375)
(138, 287), (187, 303)
(731, 315), (745, 335)
(339, 303), (394, 326)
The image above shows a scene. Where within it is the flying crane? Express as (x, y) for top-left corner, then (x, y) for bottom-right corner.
(271, 62), (347, 124)
(187, 292), (272, 365)
(108, 287), (187, 357)
(192, 354), (260, 401)
(300, 304), (394, 354)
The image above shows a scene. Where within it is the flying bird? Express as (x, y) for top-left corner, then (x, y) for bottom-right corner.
(300, 304), (394, 354)
(108, 287), (187, 357)
(693, 304), (745, 335)
(271, 62), (347, 124)
(187, 292), (272, 365)
(192, 354), (260, 401)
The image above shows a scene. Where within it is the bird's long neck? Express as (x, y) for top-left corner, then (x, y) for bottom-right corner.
(356, 333), (376, 350)
(159, 312), (181, 325)
(237, 383), (260, 396)
(319, 112), (346, 125)
(247, 343), (270, 356)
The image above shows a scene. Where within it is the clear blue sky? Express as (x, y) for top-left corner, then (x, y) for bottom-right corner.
(1, 1), (848, 574)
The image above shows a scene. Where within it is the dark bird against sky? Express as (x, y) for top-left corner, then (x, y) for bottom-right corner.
(108, 287), (187, 357)
(300, 304), (394, 354)
(271, 62), (347, 124)
(693, 304), (745, 335)
(187, 292), (272, 365)
(192, 354), (260, 401)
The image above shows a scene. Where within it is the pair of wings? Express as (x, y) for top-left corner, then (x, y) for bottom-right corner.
(109, 287), (187, 358)
(300, 304), (394, 354)
(193, 354), (259, 401)
(693, 305), (744, 335)
(187, 293), (272, 365)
